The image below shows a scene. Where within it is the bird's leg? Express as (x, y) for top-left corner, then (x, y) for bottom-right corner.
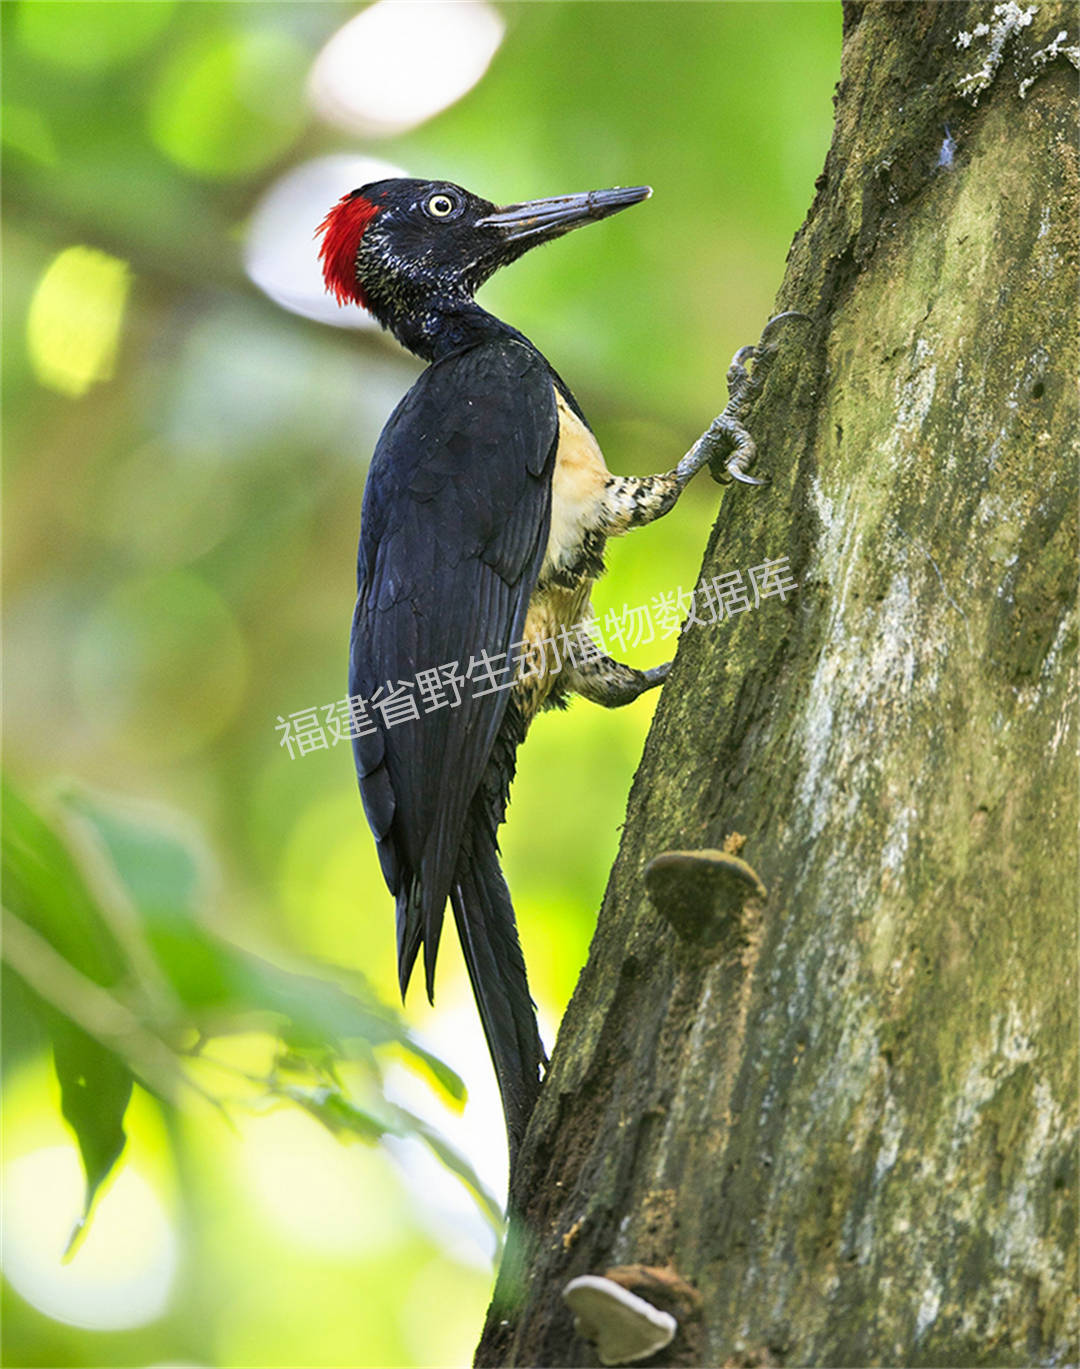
(566, 655), (670, 708)
(569, 313), (809, 709)
(601, 311), (810, 535)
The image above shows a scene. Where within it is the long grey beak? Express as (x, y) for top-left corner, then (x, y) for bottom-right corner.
(477, 186), (652, 243)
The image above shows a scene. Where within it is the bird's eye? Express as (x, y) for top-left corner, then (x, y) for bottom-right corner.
(426, 193), (456, 218)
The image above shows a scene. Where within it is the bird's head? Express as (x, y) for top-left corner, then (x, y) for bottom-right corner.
(317, 177), (650, 352)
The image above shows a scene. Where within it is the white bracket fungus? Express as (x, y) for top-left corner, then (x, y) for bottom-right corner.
(563, 1274), (677, 1366)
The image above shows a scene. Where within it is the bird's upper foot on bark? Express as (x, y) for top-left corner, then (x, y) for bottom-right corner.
(709, 310), (810, 485)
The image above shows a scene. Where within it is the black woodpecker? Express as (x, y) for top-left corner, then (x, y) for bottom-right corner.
(318, 178), (779, 1167)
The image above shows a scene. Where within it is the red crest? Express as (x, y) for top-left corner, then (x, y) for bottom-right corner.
(316, 193), (381, 308)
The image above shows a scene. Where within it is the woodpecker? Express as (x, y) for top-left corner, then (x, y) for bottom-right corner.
(318, 178), (787, 1166)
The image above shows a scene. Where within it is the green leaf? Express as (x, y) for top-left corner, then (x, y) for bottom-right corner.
(2, 779), (127, 987)
(281, 1084), (503, 1241)
(391, 1104), (505, 1239)
(58, 784), (467, 1096)
(58, 782), (209, 926)
(52, 1024), (133, 1256)
(403, 1041), (470, 1109)
(1, 780), (138, 1239)
(3, 777), (481, 1239)
(281, 1084), (390, 1146)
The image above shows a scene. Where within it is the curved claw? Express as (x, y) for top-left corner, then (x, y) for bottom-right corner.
(727, 460), (770, 486)
(731, 343), (757, 368)
(759, 309), (812, 345)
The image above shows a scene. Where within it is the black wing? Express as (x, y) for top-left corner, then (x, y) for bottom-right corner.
(350, 337), (557, 999)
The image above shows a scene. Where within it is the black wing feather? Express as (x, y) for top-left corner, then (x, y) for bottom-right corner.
(350, 338), (557, 999)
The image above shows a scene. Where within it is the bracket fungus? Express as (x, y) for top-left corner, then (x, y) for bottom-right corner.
(563, 1274), (677, 1365)
(644, 847), (766, 946)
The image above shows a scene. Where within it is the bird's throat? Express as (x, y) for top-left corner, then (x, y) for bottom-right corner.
(387, 298), (514, 363)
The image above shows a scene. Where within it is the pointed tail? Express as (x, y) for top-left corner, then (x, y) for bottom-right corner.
(450, 826), (545, 1167)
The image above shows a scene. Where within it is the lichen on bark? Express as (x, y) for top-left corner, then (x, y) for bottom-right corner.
(476, 3), (1078, 1365)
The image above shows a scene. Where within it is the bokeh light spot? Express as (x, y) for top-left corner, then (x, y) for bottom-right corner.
(148, 29), (307, 179)
(2, 104), (57, 166)
(276, 792), (398, 998)
(72, 571), (248, 761)
(309, 0), (504, 137)
(27, 246), (131, 398)
(239, 1108), (409, 1255)
(1, 1146), (177, 1330)
(16, 1), (175, 73)
(99, 444), (237, 566)
(245, 154), (407, 328)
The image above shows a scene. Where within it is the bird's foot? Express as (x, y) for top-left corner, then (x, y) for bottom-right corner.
(708, 310), (810, 485)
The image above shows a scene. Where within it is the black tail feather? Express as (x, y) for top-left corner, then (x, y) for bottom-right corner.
(450, 830), (545, 1167)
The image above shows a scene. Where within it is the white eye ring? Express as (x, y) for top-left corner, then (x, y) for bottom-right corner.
(427, 193), (455, 217)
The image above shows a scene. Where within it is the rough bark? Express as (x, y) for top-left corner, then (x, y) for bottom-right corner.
(475, 2), (1079, 1365)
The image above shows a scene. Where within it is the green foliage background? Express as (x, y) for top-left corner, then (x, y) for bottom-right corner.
(2, 3), (839, 1366)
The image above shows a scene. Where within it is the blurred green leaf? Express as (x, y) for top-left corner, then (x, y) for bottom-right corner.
(3, 775), (475, 1248)
(276, 1079), (502, 1239)
(402, 1040), (469, 1108)
(283, 1083), (389, 1145)
(52, 1024), (133, 1256)
(391, 1103), (504, 1237)
(2, 779), (127, 988)
(58, 784), (466, 1091)
(2, 782), (173, 1239)
(59, 786), (208, 924)
(2, 777), (144, 1240)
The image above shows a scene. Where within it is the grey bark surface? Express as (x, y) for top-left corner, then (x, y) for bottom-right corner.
(475, 2), (1078, 1365)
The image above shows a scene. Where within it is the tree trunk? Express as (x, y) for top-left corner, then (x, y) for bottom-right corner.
(475, 2), (1079, 1365)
